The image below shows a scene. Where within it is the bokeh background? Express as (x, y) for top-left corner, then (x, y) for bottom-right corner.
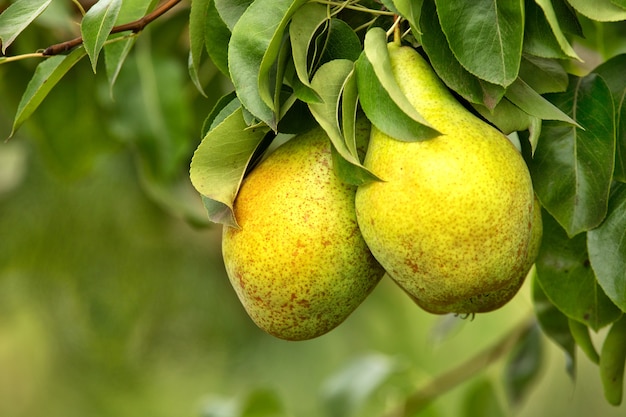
(1, 4), (626, 416)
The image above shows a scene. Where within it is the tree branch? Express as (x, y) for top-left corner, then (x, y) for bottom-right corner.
(384, 316), (535, 417)
(42, 0), (182, 56)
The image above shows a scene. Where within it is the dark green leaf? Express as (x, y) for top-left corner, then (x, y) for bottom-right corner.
(228, 0), (307, 129)
(355, 52), (438, 142)
(568, 318), (600, 364)
(505, 78), (577, 125)
(434, 0), (523, 87)
(205, 0), (231, 77)
(567, 0), (626, 21)
(189, 0), (210, 95)
(214, 0), (252, 30)
(318, 18), (362, 63)
(420, 0), (504, 108)
(0, 0), (52, 53)
(201, 91), (239, 137)
(10, 47), (87, 137)
(81, 0), (123, 72)
(523, 0), (571, 60)
(532, 273), (576, 378)
(320, 354), (398, 417)
(535, 211), (622, 330)
(519, 55), (568, 95)
(528, 0), (580, 59)
(599, 314), (626, 406)
(530, 74), (615, 236)
(190, 107), (270, 227)
(588, 183), (626, 313)
(593, 55), (626, 182)
(461, 378), (507, 417)
(504, 323), (543, 405)
(473, 98), (539, 136)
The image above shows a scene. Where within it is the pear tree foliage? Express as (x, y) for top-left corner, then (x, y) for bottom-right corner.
(3, 0), (626, 412)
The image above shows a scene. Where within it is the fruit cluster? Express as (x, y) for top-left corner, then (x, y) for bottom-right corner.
(222, 42), (542, 341)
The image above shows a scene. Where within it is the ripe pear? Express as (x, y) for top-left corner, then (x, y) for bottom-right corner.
(222, 121), (385, 340)
(355, 42), (541, 315)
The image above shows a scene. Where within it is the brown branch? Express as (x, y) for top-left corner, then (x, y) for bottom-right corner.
(42, 0), (182, 56)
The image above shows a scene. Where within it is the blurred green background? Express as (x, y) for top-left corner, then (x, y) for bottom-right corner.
(1, 7), (626, 417)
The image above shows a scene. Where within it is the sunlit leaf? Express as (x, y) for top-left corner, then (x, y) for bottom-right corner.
(434, 0), (523, 87)
(309, 59), (378, 185)
(320, 353), (399, 417)
(81, 0), (123, 72)
(567, 0), (626, 21)
(588, 183), (626, 313)
(355, 52), (438, 143)
(532, 273), (576, 378)
(420, 0), (504, 108)
(214, 0), (252, 30)
(530, 74), (615, 236)
(535, 211), (622, 331)
(289, 2), (327, 93)
(189, 0), (210, 96)
(10, 47), (87, 137)
(0, 0), (52, 53)
(228, 0), (307, 130)
(190, 107), (270, 227)
(504, 323), (543, 405)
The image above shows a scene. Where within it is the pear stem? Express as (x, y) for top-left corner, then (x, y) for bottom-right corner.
(383, 315), (536, 417)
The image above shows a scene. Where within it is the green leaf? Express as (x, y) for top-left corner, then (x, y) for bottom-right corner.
(567, 0), (626, 21)
(505, 78), (578, 125)
(0, 0), (52, 53)
(228, 0), (307, 130)
(523, 0), (571, 60)
(532, 0), (581, 60)
(535, 211), (622, 331)
(593, 54), (626, 182)
(461, 378), (507, 417)
(568, 318), (600, 364)
(434, 0), (524, 87)
(420, 0), (505, 108)
(393, 0), (424, 34)
(472, 98), (539, 136)
(588, 183), (626, 313)
(104, 0), (154, 92)
(214, 0), (252, 30)
(362, 27), (439, 136)
(189, 0), (210, 96)
(81, 0), (123, 72)
(518, 55), (568, 95)
(503, 323), (543, 405)
(308, 59), (378, 185)
(613, 0), (626, 9)
(10, 47), (87, 137)
(190, 107), (270, 227)
(318, 18), (362, 63)
(205, 0), (231, 77)
(289, 2), (328, 92)
(320, 354), (398, 417)
(202, 91), (240, 137)
(532, 273), (576, 378)
(355, 52), (438, 143)
(530, 74), (615, 236)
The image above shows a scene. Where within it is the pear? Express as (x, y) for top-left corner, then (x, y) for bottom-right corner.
(222, 121), (385, 340)
(355, 42), (541, 315)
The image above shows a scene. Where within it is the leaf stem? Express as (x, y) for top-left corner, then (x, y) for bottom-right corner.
(384, 316), (535, 417)
(312, 0), (396, 16)
(42, 0), (181, 56)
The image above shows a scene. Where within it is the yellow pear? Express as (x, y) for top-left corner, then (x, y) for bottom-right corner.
(355, 42), (541, 315)
(222, 121), (385, 340)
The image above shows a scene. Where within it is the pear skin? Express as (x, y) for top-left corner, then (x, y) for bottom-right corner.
(355, 43), (540, 315)
(222, 122), (384, 340)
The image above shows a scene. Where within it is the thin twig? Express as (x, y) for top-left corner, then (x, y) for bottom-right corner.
(42, 0), (182, 56)
(384, 316), (535, 417)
